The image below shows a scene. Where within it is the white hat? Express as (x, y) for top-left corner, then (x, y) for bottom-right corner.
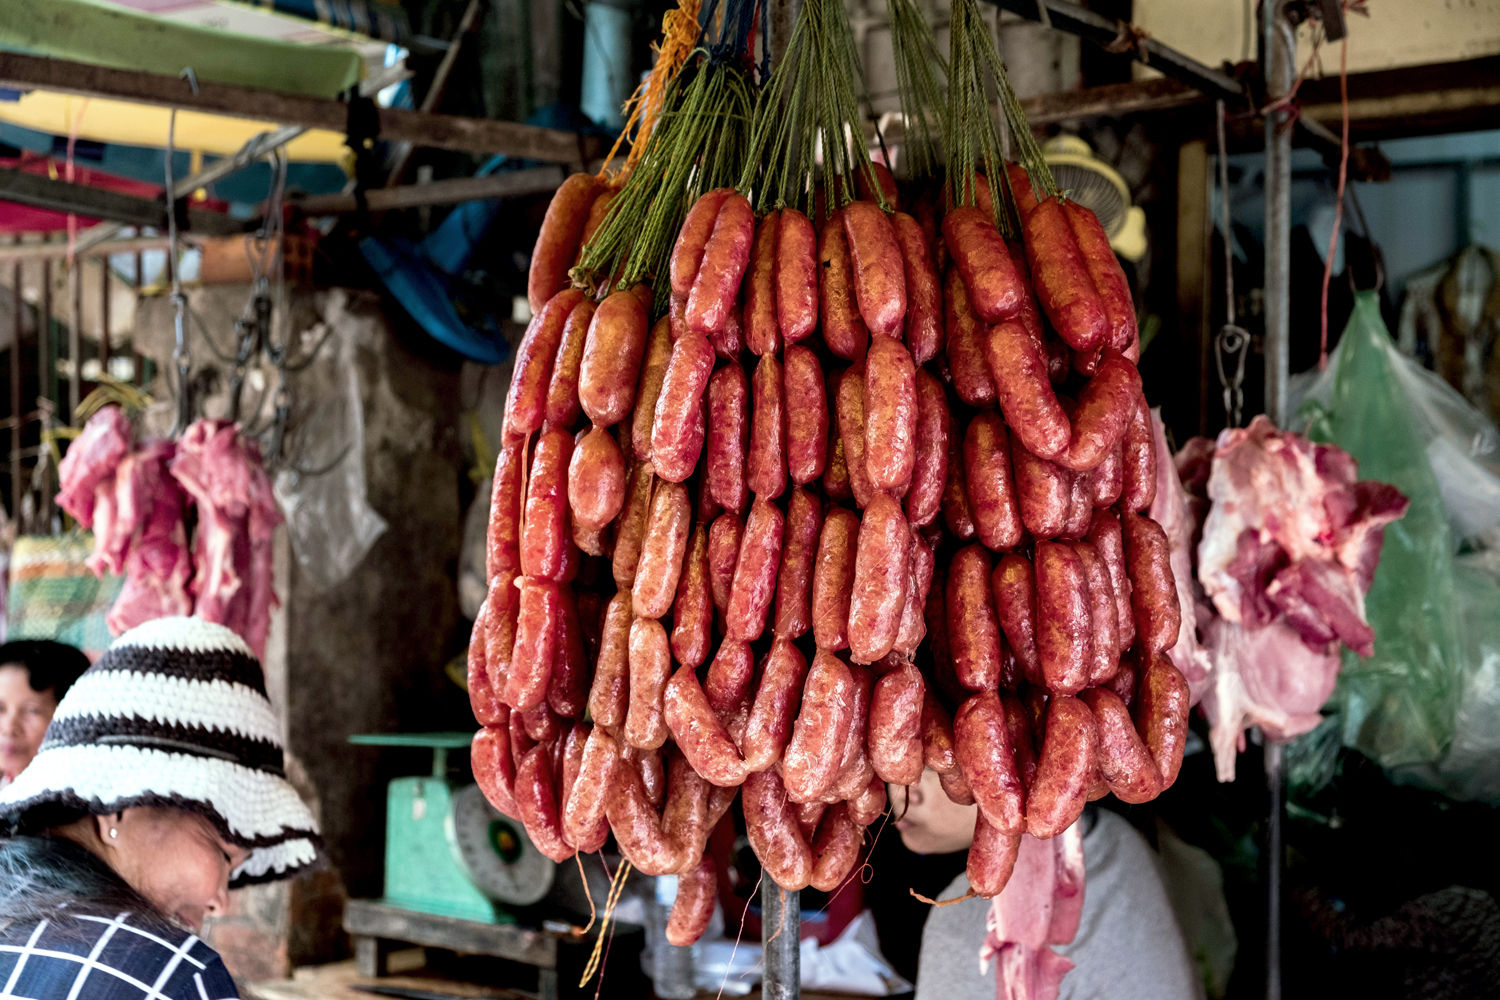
(0, 616), (321, 886)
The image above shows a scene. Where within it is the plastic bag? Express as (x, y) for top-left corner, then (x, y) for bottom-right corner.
(273, 315), (388, 592)
(1295, 292), (1466, 773)
(1290, 298), (1500, 547)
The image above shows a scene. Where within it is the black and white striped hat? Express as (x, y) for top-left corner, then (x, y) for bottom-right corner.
(0, 616), (320, 886)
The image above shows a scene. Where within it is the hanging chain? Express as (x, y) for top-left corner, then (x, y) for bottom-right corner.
(1214, 99), (1249, 427)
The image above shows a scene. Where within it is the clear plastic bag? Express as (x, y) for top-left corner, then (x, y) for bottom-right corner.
(1294, 292), (1466, 774)
(273, 318), (388, 592)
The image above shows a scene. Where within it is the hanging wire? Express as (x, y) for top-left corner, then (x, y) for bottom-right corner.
(1213, 99), (1249, 428)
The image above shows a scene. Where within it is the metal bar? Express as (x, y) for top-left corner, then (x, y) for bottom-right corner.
(987, 0), (1246, 103)
(0, 168), (248, 235)
(9, 241), (21, 518)
(760, 882), (800, 1000)
(1262, 0), (1293, 428)
(0, 53), (605, 163)
(38, 258), (50, 417)
(99, 257), (111, 371)
(384, 0), (485, 188)
(68, 259), (81, 417)
(290, 166), (573, 215)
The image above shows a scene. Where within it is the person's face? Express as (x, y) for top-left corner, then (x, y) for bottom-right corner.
(889, 767), (979, 855)
(0, 664), (57, 778)
(96, 807), (253, 932)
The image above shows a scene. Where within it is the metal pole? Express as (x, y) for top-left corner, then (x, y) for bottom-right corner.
(1262, 0), (1294, 428)
(1260, 8), (1294, 1000)
(760, 881), (800, 1000)
(9, 243), (21, 519)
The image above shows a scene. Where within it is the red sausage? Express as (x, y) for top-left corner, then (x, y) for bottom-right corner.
(706, 365), (750, 515)
(1011, 429), (1071, 540)
(1121, 511), (1181, 657)
(707, 512), (743, 626)
(944, 267), (996, 407)
(544, 297), (596, 429)
(942, 206), (1024, 322)
(505, 578), (560, 711)
(1080, 688), (1161, 804)
(588, 590), (632, 734)
(562, 724), (615, 850)
(847, 494), (911, 664)
(868, 662), (925, 785)
(1087, 510), (1135, 653)
(892, 211), (943, 364)
(774, 487), (823, 639)
(611, 459), (656, 588)
(1056, 355), (1143, 473)
(863, 337), (918, 495)
(633, 481), (692, 618)
(964, 411), (1024, 552)
(954, 692), (1027, 834)
(671, 524), (713, 669)
(650, 331), (716, 482)
(942, 412), (977, 542)
(486, 435), (527, 583)
(904, 370), (949, 528)
(1034, 541), (1092, 695)
(506, 288), (585, 438)
(1119, 393), (1157, 512)
(777, 208), (819, 345)
(968, 815), (1022, 897)
(472, 724), (519, 818)
(664, 666), (749, 787)
(725, 496), (784, 642)
(984, 316), (1071, 461)
(748, 352), (788, 499)
(1026, 695), (1098, 838)
(670, 189), (733, 301)
(892, 533), (935, 657)
(705, 638), (755, 715)
(1133, 652), (1190, 789)
(742, 769), (814, 891)
(991, 554), (1042, 687)
(568, 425), (626, 532)
(625, 616), (672, 750)
(528, 174), (597, 312)
(743, 638), (811, 771)
(835, 367), (875, 508)
(546, 589), (589, 718)
(819, 212), (870, 362)
(514, 744), (575, 861)
(666, 854), (718, 945)
(632, 317), (674, 461)
(784, 345), (829, 485)
(687, 193), (755, 336)
(842, 201), (907, 339)
(745, 211), (780, 356)
(1025, 197), (1107, 352)
(809, 804), (864, 892)
(1074, 541), (1121, 686)
(946, 545), (1005, 692)
(1063, 200), (1137, 356)
(578, 288), (650, 427)
(782, 650), (857, 802)
(810, 506), (860, 651)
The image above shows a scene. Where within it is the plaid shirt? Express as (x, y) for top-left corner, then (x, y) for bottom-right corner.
(0, 909), (238, 1000)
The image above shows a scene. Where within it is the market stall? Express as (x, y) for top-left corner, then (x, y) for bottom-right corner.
(1, 1), (1497, 999)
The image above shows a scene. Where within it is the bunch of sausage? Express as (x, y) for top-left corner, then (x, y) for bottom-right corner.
(467, 164), (1190, 946)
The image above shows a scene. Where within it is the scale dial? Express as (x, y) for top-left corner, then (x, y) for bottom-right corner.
(447, 784), (554, 906)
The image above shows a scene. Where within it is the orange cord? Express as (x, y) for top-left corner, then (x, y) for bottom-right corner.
(599, 0), (704, 179)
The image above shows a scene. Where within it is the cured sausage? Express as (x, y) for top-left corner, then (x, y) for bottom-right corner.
(1034, 541), (1092, 695)
(705, 365), (750, 514)
(954, 692), (1026, 834)
(651, 331), (715, 482)
(964, 411), (1024, 551)
(842, 200), (907, 339)
(748, 353), (788, 499)
(777, 208), (819, 345)
(863, 336), (918, 494)
(578, 288), (650, 427)
(945, 545), (1004, 692)
(847, 494), (911, 664)
(784, 345), (829, 485)
(774, 487), (823, 639)
(1026, 695), (1098, 839)
(528, 173), (598, 312)
(725, 497), (784, 642)
(810, 506), (860, 651)
(904, 370), (948, 528)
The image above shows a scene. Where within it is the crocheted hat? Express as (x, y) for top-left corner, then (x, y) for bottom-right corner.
(0, 616), (320, 887)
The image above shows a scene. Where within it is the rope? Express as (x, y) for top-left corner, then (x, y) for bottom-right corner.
(600, 0), (704, 179)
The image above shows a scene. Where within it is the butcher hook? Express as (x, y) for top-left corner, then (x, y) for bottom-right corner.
(1214, 100), (1249, 428)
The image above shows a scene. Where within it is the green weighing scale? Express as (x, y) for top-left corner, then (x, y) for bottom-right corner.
(348, 732), (555, 924)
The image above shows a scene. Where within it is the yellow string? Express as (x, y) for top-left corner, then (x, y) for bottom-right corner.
(578, 858), (633, 987)
(599, 0), (703, 179)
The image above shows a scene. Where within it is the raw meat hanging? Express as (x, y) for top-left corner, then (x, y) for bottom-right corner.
(56, 406), (283, 658)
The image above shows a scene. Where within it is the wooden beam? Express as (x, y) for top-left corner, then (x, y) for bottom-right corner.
(0, 168), (245, 235)
(0, 53), (605, 164)
(289, 165), (573, 214)
(1019, 77), (1207, 125)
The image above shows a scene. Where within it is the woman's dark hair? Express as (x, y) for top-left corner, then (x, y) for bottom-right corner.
(0, 835), (173, 938)
(0, 640), (90, 702)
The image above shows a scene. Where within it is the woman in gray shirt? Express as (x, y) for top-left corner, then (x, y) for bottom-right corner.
(891, 767), (1202, 1000)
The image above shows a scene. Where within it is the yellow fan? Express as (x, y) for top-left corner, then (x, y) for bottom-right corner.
(1043, 136), (1147, 262)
